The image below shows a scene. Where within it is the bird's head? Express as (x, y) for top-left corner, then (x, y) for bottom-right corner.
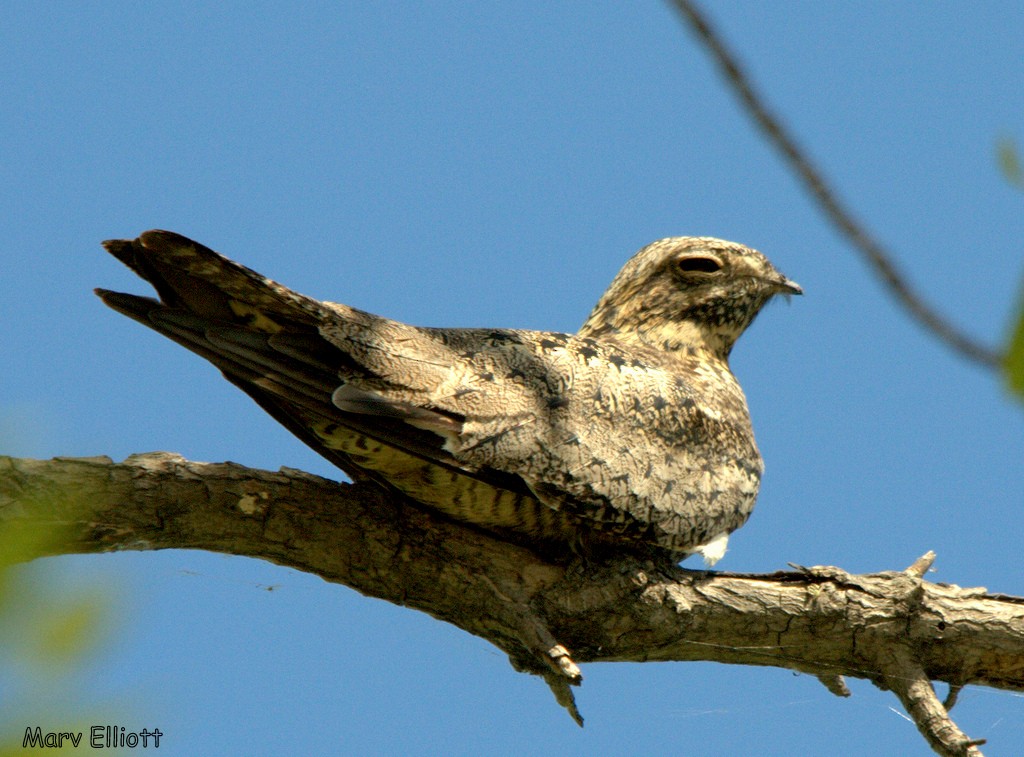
(579, 237), (801, 360)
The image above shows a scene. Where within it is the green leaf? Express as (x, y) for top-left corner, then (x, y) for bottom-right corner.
(1006, 280), (1024, 400)
(997, 137), (1024, 188)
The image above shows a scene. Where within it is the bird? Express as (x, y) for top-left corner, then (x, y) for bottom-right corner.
(96, 231), (800, 565)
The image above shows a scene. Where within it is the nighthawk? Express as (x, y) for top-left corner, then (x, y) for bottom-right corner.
(97, 231), (800, 564)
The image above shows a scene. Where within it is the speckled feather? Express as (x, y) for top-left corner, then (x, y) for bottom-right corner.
(96, 231), (799, 563)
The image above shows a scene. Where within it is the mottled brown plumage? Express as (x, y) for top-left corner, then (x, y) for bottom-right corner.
(97, 231), (799, 563)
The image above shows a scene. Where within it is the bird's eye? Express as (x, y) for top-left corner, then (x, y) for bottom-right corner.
(674, 256), (722, 274)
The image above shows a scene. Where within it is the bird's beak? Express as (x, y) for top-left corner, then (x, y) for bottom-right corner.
(774, 276), (802, 296)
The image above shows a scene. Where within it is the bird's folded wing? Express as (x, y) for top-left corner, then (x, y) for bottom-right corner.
(96, 231), (557, 514)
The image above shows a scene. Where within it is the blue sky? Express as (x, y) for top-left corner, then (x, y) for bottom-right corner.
(3, 3), (1024, 755)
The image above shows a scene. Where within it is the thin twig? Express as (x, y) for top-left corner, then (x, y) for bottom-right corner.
(667, 0), (1001, 369)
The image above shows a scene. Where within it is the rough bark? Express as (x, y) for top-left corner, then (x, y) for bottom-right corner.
(2, 453), (1020, 756)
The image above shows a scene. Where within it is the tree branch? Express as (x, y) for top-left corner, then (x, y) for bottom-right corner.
(3, 453), (1022, 754)
(667, 0), (1002, 370)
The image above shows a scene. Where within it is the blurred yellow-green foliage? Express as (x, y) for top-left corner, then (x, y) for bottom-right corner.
(0, 511), (119, 754)
(997, 137), (1023, 189)
(1007, 289), (1024, 401)
(996, 137), (1024, 401)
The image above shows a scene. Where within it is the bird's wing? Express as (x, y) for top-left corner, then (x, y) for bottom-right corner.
(96, 231), (589, 544)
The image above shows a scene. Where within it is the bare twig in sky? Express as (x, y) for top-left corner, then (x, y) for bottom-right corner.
(668, 0), (1002, 369)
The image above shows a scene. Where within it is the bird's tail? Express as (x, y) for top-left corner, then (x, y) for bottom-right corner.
(95, 230), (385, 481)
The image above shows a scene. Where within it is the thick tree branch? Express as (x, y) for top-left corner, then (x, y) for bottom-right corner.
(3, 453), (1023, 755)
(668, 0), (1002, 370)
